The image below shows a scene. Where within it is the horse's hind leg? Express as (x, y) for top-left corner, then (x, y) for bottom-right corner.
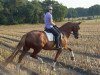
(6, 49), (19, 63)
(30, 49), (41, 58)
(3, 49), (19, 66)
(16, 46), (30, 70)
(30, 49), (43, 63)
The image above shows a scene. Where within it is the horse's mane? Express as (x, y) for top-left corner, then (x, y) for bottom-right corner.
(63, 22), (72, 26)
(60, 22), (81, 28)
(59, 22), (73, 30)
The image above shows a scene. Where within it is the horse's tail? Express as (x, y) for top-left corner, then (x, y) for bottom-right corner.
(16, 34), (26, 51)
(6, 34), (27, 63)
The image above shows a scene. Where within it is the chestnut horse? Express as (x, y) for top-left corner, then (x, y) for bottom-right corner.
(6, 22), (81, 70)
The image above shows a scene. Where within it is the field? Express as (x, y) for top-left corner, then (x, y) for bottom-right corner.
(0, 20), (100, 75)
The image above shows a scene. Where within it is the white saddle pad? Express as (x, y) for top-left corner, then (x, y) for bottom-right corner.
(44, 31), (55, 41)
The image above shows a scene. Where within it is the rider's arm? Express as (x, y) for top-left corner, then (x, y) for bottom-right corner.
(49, 14), (56, 25)
(50, 18), (56, 25)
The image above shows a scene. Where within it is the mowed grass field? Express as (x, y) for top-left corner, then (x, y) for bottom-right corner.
(0, 20), (100, 75)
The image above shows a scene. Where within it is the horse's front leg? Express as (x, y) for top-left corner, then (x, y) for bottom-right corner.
(52, 50), (62, 70)
(68, 47), (75, 61)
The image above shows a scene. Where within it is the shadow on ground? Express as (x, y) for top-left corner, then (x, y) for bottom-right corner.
(38, 55), (99, 75)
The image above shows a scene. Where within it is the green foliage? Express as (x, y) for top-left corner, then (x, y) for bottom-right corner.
(53, 4), (67, 21)
(88, 4), (100, 16)
(75, 8), (88, 17)
(0, 0), (100, 25)
(0, 13), (8, 24)
(0, 2), (3, 11)
(67, 8), (77, 18)
(0, 0), (68, 25)
(66, 4), (100, 19)
(31, 0), (43, 23)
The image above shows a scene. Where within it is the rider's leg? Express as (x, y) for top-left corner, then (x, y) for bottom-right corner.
(48, 27), (61, 49)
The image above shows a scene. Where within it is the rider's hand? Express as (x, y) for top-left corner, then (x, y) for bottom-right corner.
(53, 25), (56, 27)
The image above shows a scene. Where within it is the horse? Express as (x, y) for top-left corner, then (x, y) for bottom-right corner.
(5, 22), (81, 70)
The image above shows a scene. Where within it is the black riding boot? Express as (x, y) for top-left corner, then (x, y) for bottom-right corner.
(55, 36), (62, 50)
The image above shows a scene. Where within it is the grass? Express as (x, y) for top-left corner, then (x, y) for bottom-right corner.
(0, 19), (100, 75)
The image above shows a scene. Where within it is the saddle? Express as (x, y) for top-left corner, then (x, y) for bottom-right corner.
(44, 31), (55, 41)
(44, 27), (64, 50)
(44, 28), (63, 41)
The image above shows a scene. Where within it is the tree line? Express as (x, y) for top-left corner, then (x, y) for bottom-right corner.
(0, 0), (67, 25)
(0, 0), (100, 25)
(67, 4), (100, 19)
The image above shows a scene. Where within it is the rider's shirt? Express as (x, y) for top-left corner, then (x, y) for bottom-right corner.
(44, 12), (53, 29)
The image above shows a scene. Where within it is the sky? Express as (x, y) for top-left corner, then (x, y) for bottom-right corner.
(28, 0), (100, 8)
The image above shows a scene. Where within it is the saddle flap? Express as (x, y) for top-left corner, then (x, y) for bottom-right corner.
(44, 31), (55, 41)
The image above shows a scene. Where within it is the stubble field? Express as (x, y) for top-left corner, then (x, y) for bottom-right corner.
(0, 20), (100, 75)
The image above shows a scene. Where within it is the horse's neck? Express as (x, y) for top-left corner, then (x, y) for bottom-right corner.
(59, 26), (72, 38)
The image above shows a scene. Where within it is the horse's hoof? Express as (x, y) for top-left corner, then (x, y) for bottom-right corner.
(41, 60), (44, 64)
(53, 68), (56, 71)
(16, 64), (21, 70)
(52, 66), (56, 71)
(30, 54), (34, 58)
(27, 56), (33, 61)
(38, 57), (44, 64)
(71, 57), (75, 61)
(1, 62), (6, 66)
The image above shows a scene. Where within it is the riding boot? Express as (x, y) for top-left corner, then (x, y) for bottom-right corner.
(55, 37), (62, 50)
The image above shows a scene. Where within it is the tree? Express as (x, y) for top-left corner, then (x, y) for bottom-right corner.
(88, 4), (100, 18)
(53, 4), (67, 21)
(31, 0), (43, 23)
(0, 0), (7, 25)
(0, 1), (3, 11)
(75, 8), (88, 17)
(67, 8), (77, 19)
(0, 0), (68, 25)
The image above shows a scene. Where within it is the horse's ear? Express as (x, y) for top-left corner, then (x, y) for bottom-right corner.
(78, 22), (81, 25)
(77, 22), (82, 25)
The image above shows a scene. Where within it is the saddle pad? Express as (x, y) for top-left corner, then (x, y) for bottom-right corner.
(44, 31), (54, 41)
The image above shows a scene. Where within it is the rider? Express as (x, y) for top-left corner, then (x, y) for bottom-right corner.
(44, 5), (62, 50)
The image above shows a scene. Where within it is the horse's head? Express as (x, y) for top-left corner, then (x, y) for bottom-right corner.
(71, 22), (81, 39)
(60, 22), (81, 39)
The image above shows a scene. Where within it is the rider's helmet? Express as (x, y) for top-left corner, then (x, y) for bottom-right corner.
(48, 5), (53, 10)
